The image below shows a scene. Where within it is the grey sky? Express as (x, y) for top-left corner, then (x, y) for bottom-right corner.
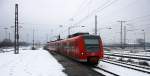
(0, 0), (150, 44)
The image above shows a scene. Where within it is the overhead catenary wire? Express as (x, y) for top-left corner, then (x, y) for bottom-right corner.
(71, 0), (92, 20)
(100, 0), (139, 18)
(105, 0), (150, 27)
(67, 0), (113, 25)
(74, 0), (119, 25)
(74, 0), (113, 24)
(127, 14), (150, 22)
(75, 0), (150, 29)
(97, 14), (150, 31)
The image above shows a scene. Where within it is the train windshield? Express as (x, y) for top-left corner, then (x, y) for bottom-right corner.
(84, 36), (100, 52)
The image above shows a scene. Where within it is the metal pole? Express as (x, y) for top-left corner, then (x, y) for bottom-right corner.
(0, 29), (2, 42)
(16, 4), (19, 54)
(4, 28), (8, 39)
(120, 21), (123, 49)
(26, 33), (29, 43)
(143, 30), (146, 51)
(95, 15), (97, 35)
(117, 21), (126, 49)
(68, 27), (70, 36)
(14, 4), (19, 54)
(32, 29), (35, 50)
(9, 32), (10, 40)
(120, 22), (124, 54)
(124, 26), (126, 48)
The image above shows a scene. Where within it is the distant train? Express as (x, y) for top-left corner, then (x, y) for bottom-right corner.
(47, 33), (104, 65)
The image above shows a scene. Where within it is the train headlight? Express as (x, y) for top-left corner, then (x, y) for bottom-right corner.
(81, 52), (84, 55)
(81, 52), (86, 56)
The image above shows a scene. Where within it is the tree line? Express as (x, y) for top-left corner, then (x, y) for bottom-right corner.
(0, 39), (29, 47)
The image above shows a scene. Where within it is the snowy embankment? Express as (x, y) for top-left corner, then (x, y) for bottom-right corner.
(0, 48), (66, 76)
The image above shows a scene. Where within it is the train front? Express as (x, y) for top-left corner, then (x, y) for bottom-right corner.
(83, 35), (104, 65)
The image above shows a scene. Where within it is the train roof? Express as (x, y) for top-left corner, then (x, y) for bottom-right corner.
(68, 32), (89, 38)
(51, 32), (100, 43)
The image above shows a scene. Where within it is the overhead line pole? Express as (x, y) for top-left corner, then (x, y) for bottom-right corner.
(32, 29), (35, 50)
(14, 4), (19, 54)
(142, 30), (146, 51)
(124, 26), (126, 48)
(95, 15), (97, 35)
(117, 20), (126, 49)
(144, 31), (146, 51)
(4, 27), (8, 39)
(9, 32), (10, 41)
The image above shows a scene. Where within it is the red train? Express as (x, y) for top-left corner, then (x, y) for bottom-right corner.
(48, 33), (104, 65)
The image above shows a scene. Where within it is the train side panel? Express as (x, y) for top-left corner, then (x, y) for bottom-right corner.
(76, 36), (88, 61)
(99, 38), (104, 59)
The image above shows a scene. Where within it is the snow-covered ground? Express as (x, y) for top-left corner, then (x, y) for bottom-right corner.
(94, 61), (150, 76)
(104, 47), (150, 56)
(0, 47), (66, 76)
(104, 47), (150, 69)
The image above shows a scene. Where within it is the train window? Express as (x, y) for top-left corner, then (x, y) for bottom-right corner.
(84, 39), (99, 45)
(84, 38), (100, 52)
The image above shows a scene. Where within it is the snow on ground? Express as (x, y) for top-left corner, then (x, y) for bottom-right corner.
(104, 48), (150, 66)
(94, 61), (150, 76)
(0, 47), (66, 76)
(104, 47), (150, 57)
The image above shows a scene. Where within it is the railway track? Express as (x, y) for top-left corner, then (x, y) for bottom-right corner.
(105, 52), (150, 58)
(105, 58), (150, 70)
(93, 66), (119, 76)
(102, 59), (150, 74)
(105, 53), (150, 61)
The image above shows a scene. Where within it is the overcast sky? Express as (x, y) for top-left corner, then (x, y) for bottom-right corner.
(0, 0), (150, 44)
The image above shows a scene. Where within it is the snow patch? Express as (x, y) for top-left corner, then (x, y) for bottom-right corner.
(0, 48), (67, 76)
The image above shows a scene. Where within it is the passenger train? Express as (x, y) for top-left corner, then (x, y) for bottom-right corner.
(47, 33), (104, 65)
